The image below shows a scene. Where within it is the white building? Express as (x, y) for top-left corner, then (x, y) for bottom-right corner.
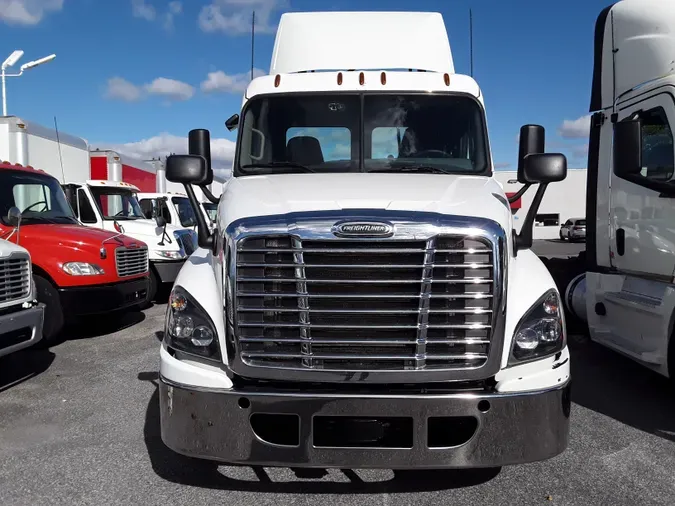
(494, 168), (587, 240)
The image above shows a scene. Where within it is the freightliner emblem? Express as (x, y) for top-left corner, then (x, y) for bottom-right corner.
(332, 221), (394, 238)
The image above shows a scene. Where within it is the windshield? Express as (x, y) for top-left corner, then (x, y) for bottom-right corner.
(235, 93), (489, 175)
(90, 187), (145, 220)
(0, 169), (78, 225)
(202, 202), (217, 222)
(171, 196), (197, 227)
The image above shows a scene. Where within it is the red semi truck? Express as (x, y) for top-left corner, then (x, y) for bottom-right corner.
(0, 162), (150, 343)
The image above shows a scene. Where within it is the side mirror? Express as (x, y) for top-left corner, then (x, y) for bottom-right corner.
(188, 129), (213, 186)
(613, 118), (642, 177)
(225, 114), (239, 132)
(165, 154), (209, 185)
(7, 206), (21, 227)
(517, 124), (545, 184)
(155, 215), (167, 228)
(522, 153), (567, 184)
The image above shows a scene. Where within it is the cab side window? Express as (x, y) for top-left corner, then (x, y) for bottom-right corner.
(77, 189), (98, 224)
(640, 106), (674, 182)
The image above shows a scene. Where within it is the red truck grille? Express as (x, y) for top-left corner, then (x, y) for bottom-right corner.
(115, 246), (149, 277)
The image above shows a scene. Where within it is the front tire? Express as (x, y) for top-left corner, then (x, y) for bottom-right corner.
(33, 275), (64, 345)
(559, 230), (565, 241)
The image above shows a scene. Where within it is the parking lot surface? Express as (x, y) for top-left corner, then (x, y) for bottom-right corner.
(1, 247), (675, 505)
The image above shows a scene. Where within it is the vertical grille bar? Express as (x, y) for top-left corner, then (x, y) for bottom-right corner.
(415, 237), (436, 369)
(293, 237), (313, 368)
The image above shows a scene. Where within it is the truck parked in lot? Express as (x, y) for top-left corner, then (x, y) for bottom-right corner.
(157, 11), (571, 470)
(565, 0), (675, 385)
(136, 191), (215, 232)
(0, 238), (44, 357)
(0, 163), (150, 343)
(61, 180), (197, 302)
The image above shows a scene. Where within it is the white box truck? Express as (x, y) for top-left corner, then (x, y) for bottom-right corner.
(565, 0), (675, 385)
(157, 11), (571, 469)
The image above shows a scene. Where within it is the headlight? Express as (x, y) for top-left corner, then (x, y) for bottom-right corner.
(62, 262), (105, 275)
(165, 286), (220, 361)
(509, 289), (565, 365)
(156, 250), (185, 260)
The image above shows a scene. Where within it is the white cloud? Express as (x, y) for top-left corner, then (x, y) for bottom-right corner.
(144, 77), (195, 101)
(198, 0), (286, 35)
(0, 0), (63, 25)
(201, 68), (266, 93)
(104, 76), (195, 102)
(105, 77), (143, 102)
(93, 133), (236, 181)
(163, 0), (182, 30)
(133, 0), (183, 31)
(131, 0), (155, 21)
(558, 114), (592, 139)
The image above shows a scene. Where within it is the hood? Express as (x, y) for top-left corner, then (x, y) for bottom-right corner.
(220, 173), (512, 229)
(102, 219), (185, 251)
(11, 223), (144, 256)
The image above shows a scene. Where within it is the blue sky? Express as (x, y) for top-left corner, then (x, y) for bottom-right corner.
(1, 0), (606, 178)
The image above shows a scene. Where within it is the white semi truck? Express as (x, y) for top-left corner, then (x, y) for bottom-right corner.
(157, 11), (571, 469)
(61, 180), (197, 302)
(0, 238), (44, 357)
(565, 0), (675, 384)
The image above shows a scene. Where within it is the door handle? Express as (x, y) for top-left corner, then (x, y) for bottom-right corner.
(616, 228), (625, 256)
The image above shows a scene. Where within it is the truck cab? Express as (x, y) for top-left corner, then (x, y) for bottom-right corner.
(136, 191), (215, 232)
(0, 164), (150, 343)
(157, 11), (571, 469)
(566, 0), (675, 383)
(61, 180), (197, 302)
(0, 238), (44, 357)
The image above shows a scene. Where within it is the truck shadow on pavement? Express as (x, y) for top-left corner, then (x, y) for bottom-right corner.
(0, 348), (55, 393)
(57, 309), (147, 345)
(137, 371), (501, 493)
(569, 338), (675, 443)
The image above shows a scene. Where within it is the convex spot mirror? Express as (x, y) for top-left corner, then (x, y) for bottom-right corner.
(225, 114), (239, 132)
(7, 206), (21, 227)
(166, 154), (209, 185)
(522, 153), (567, 184)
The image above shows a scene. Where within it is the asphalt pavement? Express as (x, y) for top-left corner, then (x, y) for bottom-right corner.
(1, 242), (675, 505)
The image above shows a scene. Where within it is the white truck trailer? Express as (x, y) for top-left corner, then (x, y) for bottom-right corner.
(0, 238), (44, 357)
(159, 11), (571, 469)
(565, 0), (675, 384)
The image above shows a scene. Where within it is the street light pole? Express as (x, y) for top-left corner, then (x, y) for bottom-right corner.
(1, 50), (56, 116)
(2, 67), (7, 116)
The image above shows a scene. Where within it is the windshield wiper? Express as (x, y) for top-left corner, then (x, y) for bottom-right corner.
(367, 165), (452, 174)
(240, 162), (316, 173)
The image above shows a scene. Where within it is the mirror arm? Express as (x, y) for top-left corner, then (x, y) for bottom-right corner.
(514, 182), (548, 255)
(507, 183), (531, 204)
(199, 184), (220, 204)
(184, 183), (214, 249)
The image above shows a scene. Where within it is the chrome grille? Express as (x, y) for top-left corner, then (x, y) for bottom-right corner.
(0, 255), (30, 304)
(115, 246), (149, 277)
(234, 234), (495, 372)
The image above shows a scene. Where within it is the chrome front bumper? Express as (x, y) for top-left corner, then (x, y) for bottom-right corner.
(0, 303), (44, 358)
(159, 377), (571, 469)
